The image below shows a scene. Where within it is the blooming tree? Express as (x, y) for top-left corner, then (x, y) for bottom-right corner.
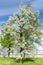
(1, 4), (42, 60)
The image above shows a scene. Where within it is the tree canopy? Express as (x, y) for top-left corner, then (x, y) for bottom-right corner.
(0, 4), (42, 58)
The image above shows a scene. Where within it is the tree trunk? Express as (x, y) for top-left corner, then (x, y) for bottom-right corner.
(23, 51), (25, 59)
(20, 47), (25, 62)
(8, 47), (10, 57)
(19, 27), (24, 62)
(20, 51), (25, 63)
(20, 52), (23, 63)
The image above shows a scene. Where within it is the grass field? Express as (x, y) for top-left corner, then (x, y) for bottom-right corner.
(0, 57), (43, 65)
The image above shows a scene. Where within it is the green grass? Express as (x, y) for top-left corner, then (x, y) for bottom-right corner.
(0, 57), (43, 65)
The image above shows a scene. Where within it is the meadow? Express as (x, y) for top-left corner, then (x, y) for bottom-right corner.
(0, 57), (43, 65)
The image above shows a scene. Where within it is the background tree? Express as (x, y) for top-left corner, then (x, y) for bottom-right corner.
(0, 23), (15, 57)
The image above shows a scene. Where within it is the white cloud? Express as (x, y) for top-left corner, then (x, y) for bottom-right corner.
(0, 0), (43, 16)
(0, 21), (6, 29)
(0, 8), (18, 16)
(0, 30), (1, 34)
(0, 21), (5, 24)
(0, 0), (30, 16)
(32, 0), (43, 10)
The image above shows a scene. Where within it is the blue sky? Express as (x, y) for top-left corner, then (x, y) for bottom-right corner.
(0, 0), (43, 29)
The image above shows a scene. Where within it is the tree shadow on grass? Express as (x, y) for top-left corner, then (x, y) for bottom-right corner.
(10, 57), (35, 63)
(13, 58), (35, 63)
(24, 58), (35, 62)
